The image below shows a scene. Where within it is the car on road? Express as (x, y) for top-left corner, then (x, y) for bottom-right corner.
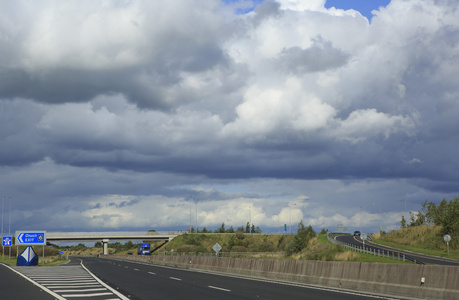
(353, 230), (361, 236)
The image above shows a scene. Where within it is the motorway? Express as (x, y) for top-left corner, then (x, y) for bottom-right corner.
(1, 256), (405, 300)
(335, 234), (459, 266)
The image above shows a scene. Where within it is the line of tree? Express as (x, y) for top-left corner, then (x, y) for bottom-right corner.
(401, 197), (459, 236)
(188, 222), (262, 234)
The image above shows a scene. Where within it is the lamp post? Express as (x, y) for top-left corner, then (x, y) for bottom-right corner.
(289, 203), (297, 234)
(249, 205), (252, 234)
(189, 196), (192, 233)
(273, 214), (279, 233)
(400, 199), (407, 212)
(372, 201), (382, 233)
(195, 196), (198, 233)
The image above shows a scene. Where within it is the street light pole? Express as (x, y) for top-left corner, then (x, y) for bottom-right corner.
(195, 196), (198, 233)
(8, 197), (11, 236)
(189, 196), (192, 233)
(273, 214), (279, 234)
(249, 205), (252, 234)
(1, 196), (4, 237)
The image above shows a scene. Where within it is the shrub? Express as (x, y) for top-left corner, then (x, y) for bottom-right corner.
(231, 246), (248, 252)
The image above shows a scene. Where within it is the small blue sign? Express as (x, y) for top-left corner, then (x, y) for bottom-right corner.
(15, 231), (46, 245)
(2, 236), (13, 247)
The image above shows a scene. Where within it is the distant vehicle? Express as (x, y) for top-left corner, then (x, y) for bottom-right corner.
(137, 243), (151, 255)
(354, 231), (361, 236)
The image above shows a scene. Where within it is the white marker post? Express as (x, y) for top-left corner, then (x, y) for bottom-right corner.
(444, 235), (451, 256)
(360, 233), (368, 252)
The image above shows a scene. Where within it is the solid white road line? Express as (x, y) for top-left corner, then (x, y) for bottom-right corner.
(169, 277), (182, 281)
(61, 292), (114, 297)
(0, 264), (65, 300)
(208, 285), (231, 292)
(80, 261), (129, 300)
(54, 288), (107, 293)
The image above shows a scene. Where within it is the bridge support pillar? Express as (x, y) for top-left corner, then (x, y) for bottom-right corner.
(103, 239), (109, 255)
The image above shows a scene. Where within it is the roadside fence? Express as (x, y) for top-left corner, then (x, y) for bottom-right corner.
(327, 232), (422, 264)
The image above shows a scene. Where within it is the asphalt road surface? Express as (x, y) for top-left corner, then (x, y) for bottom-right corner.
(80, 256), (402, 300)
(0, 263), (54, 300)
(335, 234), (459, 266)
(2, 256), (407, 299)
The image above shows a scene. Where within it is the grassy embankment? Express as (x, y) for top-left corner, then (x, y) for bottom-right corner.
(0, 254), (69, 266)
(1, 246), (74, 266)
(374, 225), (459, 259)
(6, 226), (450, 266)
(154, 233), (411, 264)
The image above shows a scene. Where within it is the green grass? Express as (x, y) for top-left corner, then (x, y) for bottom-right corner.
(353, 252), (413, 264)
(0, 256), (69, 266)
(373, 238), (459, 260)
(317, 235), (329, 244)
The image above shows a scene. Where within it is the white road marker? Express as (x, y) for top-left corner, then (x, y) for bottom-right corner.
(208, 285), (231, 292)
(169, 277), (182, 281)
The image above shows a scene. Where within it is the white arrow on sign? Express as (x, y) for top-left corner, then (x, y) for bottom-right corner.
(17, 233), (24, 243)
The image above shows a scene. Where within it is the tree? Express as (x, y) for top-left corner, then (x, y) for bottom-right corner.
(409, 211), (425, 226)
(401, 215), (407, 228)
(285, 221), (316, 255)
(215, 223), (225, 233)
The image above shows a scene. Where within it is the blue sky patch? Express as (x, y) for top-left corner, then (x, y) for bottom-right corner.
(325, 0), (391, 20)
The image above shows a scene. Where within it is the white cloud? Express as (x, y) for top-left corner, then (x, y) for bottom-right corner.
(1, 0), (459, 234)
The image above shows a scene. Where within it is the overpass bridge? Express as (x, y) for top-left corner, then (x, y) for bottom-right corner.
(46, 232), (182, 255)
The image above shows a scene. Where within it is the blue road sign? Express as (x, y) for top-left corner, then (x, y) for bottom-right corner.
(15, 231), (46, 245)
(2, 236), (13, 247)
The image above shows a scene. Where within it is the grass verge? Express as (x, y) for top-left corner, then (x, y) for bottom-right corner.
(0, 256), (69, 266)
(373, 239), (459, 260)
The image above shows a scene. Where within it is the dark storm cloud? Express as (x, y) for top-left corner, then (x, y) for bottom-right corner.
(2, 0), (459, 233)
(0, 0), (234, 110)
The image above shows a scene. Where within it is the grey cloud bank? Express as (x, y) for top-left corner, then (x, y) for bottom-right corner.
(1, 0), (458, 234)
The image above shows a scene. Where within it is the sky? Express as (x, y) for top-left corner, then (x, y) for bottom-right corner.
(1, 0), (459, 236)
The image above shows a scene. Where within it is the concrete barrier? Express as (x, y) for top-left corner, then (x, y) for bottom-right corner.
(113, 255), (459, 299)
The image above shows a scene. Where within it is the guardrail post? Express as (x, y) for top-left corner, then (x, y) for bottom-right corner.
(403, 254), (405, 262)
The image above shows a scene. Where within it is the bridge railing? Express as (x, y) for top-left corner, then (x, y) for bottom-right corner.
(47, 231), (184, 237)
(327, 232), (422, 264)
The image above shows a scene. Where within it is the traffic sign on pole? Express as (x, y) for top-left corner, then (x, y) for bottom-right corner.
(15, 231), (46, 245)
(2, 236), (13, 247)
